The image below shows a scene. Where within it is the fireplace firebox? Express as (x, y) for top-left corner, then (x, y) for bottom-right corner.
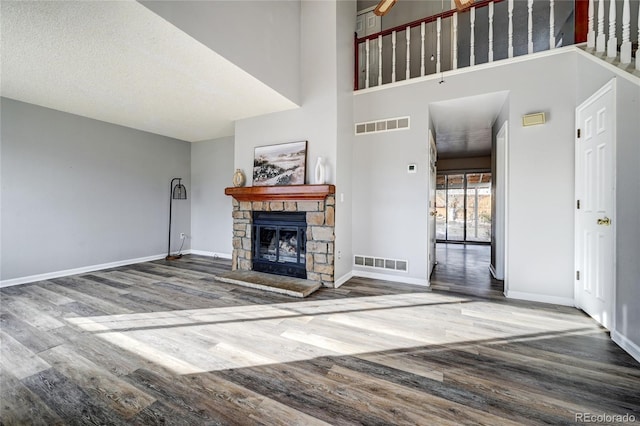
(252, 211), (307, 279)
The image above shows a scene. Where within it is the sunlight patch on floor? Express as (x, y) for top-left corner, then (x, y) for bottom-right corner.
(66, 292), (598, 375)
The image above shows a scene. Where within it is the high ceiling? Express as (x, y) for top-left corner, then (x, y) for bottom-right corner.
(430, 91), (509, 159)
(0, 0), (298, 142)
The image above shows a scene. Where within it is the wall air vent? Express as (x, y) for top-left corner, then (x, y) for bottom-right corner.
(354, 255), (408, 273)
(355, 116), (410, 135)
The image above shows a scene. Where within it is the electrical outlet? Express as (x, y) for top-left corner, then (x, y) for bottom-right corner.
(180, 232), (186, 239)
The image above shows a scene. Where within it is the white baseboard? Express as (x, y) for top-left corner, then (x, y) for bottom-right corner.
(189, 250), (232, 259)
(353, 270), (428, 287)
(489, 264), (504, 280)
(612, 330), (640, 364)
(0, 253), (167, 288)
(334, 271), (353, 288)
(505, 290), (574, 306)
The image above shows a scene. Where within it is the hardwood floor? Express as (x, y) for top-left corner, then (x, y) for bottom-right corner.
(431, 243), (505, 298)
(1, 255), (639, 425)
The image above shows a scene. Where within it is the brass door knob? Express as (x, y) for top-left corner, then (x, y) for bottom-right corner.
(597, 216), (611, 226)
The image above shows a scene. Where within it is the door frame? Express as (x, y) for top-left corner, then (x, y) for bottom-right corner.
(428, 129), (437, 281)
(574, 77), (617, 330)
(492, 121), (508, 287)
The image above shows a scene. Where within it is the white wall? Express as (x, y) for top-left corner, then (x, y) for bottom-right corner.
(141, 0), (301, 104)
(575, 52), (640, 357)
(234, 1), (356, 283)
(335, 0), (357, 283)
(1, 98), (191, 283)
(235, 1), (338, 183)
(353, 50), (577, 300)
(190, 136), (234, 257)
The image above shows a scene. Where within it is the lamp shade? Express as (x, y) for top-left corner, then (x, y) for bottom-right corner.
(172, 180), (187, 199)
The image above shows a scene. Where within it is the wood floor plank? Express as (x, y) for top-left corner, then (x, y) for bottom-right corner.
(39, 345), (156, 419)
(21, 368), (129, 425)
(0, 312), (64, 354)
(1, 254), (638, 424)
(0, 331), (51, 380)
(0, 369), (64, 426)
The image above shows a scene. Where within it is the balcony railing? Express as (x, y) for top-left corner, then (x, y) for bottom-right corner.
(354, 0), (640, 91)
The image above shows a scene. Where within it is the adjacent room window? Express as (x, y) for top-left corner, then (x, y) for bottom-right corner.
(436, 172), (492, 243)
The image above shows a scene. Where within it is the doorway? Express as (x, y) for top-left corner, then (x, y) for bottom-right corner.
(428, 91), (508, 297)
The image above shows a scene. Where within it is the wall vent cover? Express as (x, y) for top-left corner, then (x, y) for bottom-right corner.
(355, 116), (410, 135)
(354, 255), (409, 273)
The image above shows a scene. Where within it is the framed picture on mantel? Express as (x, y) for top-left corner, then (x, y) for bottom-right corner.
(253, 141), (307, 186)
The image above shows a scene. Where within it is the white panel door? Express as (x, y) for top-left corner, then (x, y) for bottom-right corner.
(356, 11), (381, 89)
(575, 78), (616, 330)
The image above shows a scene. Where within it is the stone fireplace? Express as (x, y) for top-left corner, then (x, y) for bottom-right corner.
(225, 185), (336, 288)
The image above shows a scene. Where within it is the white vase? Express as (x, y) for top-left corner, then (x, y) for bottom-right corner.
(314, 157), (326, 184)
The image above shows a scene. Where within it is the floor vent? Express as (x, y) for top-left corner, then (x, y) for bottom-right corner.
(355, 116), (410, 135)
(354, 255), (408, 272)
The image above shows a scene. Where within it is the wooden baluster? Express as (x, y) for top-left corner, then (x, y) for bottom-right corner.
(489, 2), (494, 62)
(378, 35), (383, 86)
(470, 7), (476, 66)
(421, 22), (426, 76)
(365, 38), (370, 89)
(528, 0), (534, 54)
(636, 6), (640, 70)
(596, 0), (605, 52)
(437, 17), (442, 73)
(620, 0), (631, 63)
(607, 0), (617, 57)
(508, 0), (514, 58)
(549, 0), (555, 49)
(587, 0), (595, 47)
(392, 31), (397, 83)
(453, 12), (459, 69)
(406, 26), (411, 80)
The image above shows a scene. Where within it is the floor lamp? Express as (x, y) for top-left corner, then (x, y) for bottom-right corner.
(166, 177), (187, 260)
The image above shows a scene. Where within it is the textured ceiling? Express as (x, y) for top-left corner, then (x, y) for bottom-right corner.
(430, 91), (509, 159)
(1, 0), (298, 142)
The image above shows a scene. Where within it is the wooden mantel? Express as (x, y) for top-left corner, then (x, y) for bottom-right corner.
(225, 184), (335, 202)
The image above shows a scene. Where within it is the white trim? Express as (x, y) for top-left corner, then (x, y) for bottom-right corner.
(354, 45), (640, 96)
(189, 250), (232, 259)
(353, 270), (429, 287)
(575, 47), (640, 85)
(0, 254), (167, 288)
(612, 330), (640, 364)
(495, 120), (508, 287)
(355, 45), (576, 95)
(489, 264), (499, 279)
(334, 271), (354, 288)
(505, 290), (574, 306)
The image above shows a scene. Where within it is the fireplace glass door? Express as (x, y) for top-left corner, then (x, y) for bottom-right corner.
(253, 212), (307, 279)
(257, 227), (306, 265)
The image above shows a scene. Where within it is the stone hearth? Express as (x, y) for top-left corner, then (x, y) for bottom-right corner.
(225, 185), (336, 288)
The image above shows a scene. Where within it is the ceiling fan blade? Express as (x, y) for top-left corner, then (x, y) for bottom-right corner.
(374, 0), (397, 16)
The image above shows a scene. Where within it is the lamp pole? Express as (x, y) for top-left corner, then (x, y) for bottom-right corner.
(166, 177), (182, 260)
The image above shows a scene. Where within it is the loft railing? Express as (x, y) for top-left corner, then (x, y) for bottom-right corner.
(354, 0), (640, 91)
(587, 0), (639, 64)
